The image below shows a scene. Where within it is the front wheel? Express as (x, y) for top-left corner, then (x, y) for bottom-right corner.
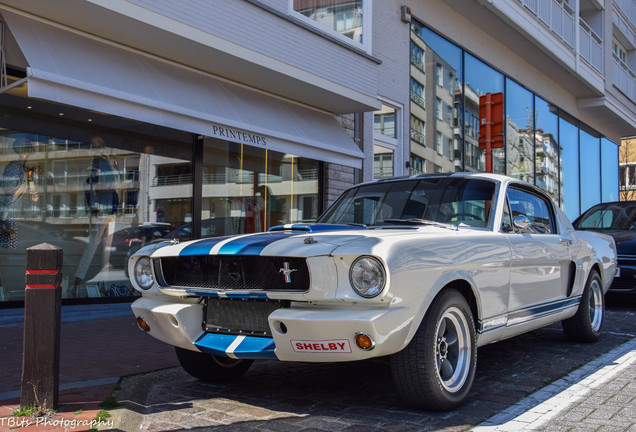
(175, 347), (254, 382)
(391, 289), (477, 411)
(562, 270), (604, 343)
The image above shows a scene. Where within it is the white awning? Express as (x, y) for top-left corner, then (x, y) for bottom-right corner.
(0, 9), (364, 168)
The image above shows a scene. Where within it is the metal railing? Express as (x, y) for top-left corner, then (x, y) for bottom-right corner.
(579, 19), (603, 73)
(519, 0), (575, 47)
(613, 54), (636, 102)
(615, 0), (636, 23)
(410, 90), (426, 109)
(410, 129), (426, 146)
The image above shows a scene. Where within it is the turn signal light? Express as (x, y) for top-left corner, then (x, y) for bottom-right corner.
(355, 332), (375, 351)
(136, 316), (151, 332)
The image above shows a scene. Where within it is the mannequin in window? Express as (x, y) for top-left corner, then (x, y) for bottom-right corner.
(0, 137), (38, 249)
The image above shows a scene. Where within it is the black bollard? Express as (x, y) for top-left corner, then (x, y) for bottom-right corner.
(20, 243), (62, 409)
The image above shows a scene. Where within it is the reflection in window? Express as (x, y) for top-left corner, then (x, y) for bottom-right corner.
(580, 127), (601, 212)
(506, 80), (534, 183)
(410, 78), (425, 108)
(410, 40), (424, 71)
(535, 97), (560, 203)
(507, 187), (555, 234)
(201, 139), (320, 236)
(410, 115), (425, 147)
(410, 20), (462, 175)
(601, 138), (619, 202)
(0, 130), (192, 301)
(293, 0), (364, 44)
(560, 114), (580, 220)
(464, 53), (504, 173)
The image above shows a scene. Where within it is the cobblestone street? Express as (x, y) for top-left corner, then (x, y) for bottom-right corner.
(109, 296), (636, 432)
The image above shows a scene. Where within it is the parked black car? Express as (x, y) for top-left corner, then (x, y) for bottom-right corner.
(574, 201), (636, 295)
(104, 223), (172, 268)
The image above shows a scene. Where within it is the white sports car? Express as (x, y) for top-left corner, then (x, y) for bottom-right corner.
(129, 173), (616, 410)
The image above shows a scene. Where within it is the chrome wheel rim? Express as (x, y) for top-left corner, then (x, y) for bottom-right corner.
(435, 306), (472, 393)
(589, 279), (604, 332)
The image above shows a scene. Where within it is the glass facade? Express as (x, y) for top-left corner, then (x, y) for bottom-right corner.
(0, 101), (322, 303)
(410, 18), (619, 221)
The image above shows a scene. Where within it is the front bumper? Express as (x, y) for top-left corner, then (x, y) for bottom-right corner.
(131, 296), (413, 362)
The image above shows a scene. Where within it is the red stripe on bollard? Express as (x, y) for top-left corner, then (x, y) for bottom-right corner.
(25, 284), (60, 289)
(26, 269), (61, 275)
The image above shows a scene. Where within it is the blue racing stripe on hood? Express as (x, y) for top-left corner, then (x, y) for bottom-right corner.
(218, 232), (299, 255)
(179, 236), (232, 256)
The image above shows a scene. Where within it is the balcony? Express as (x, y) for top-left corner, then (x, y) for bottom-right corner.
(410, 90), (426, 109)
(519, 0), (575, 48)
(615, 0), (636, 23)
(613, 54), (636, 101)
(579, 19), (603, 73)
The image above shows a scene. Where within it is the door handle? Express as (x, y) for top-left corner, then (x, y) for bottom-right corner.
(560, 238), (573, 246)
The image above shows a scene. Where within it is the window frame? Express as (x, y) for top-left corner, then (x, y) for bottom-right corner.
(289, 0), (372, 53)
(506, 185), (558, 235)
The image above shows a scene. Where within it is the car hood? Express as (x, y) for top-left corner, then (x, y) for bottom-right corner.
(148, 223), (456, 259)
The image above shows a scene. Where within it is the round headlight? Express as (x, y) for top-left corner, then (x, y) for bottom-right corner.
(134, 257), (155, 290)
(349, 256), (386, 298)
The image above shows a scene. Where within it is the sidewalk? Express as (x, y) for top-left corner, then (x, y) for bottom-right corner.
(0, 312), (178, 432)
(473, 336), (636, 431)
(1, 306), (634, 432)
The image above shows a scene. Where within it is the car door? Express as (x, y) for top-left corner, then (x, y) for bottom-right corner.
(503, 186), (573, 330)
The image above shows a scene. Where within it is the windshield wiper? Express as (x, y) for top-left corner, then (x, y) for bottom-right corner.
(384, 218), (458, 230)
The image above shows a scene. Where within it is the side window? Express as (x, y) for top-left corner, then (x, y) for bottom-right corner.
(501, 198), (513, 232)
(507, 187), (556, 234)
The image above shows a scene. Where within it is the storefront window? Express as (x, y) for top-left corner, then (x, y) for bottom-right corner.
(560, 114), (580, 220)
(580, 126), (601, 212)
(410, 22), (462, 173)
(200, 139), (320, 237)
(534, 97), (560, 202)
(464, 53), (504, 173)
(506, 80), (534, 183)
(0, 111), (192, 302)
(601, 138), (619, 202)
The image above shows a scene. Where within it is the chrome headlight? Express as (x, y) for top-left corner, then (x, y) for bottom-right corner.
(349, 256), (386, 298)
(134, 257), (155, 290)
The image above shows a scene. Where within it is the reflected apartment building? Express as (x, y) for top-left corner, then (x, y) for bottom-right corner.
(0, 0), (635, 306)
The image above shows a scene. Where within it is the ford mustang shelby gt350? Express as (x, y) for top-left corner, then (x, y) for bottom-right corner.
(129, 173), (616, 410)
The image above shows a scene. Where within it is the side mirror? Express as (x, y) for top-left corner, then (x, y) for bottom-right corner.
(513, 214), (530, 230)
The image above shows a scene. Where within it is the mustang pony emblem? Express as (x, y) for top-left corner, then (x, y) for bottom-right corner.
(279, 262), (297, 283)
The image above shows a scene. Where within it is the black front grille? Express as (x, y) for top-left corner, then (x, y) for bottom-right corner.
(157, 255), (310, 292)
(610, 276), (636, 291)
(204, 298), (288, 336)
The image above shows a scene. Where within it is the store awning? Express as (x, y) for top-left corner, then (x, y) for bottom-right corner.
(0, 9), (364, 168)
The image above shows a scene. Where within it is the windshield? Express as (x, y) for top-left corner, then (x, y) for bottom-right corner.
(575, 203), (636, 230)
(317, 177), (497, 229)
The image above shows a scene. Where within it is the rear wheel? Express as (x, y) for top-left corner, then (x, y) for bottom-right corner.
(391, 289), (477, 411)
(562, 270), (604, 342)
(175, 347), (253, 381)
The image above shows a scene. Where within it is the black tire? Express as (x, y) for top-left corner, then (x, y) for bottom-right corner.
(390, 288), (477, 411)
(562, 270), (604, 343)
(175, 347), (254, 382)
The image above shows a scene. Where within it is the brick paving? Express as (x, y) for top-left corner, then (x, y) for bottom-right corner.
(0, 297), (634, 432)
(0, 313), (178, 432)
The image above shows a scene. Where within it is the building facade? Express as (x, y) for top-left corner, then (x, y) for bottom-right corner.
(0, 0), (634, 305)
